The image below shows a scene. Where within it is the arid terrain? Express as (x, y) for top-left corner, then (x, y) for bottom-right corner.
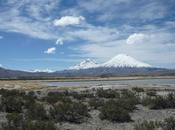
(0, 76), (175, 130)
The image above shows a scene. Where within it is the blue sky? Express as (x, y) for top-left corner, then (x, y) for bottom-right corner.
(0, 0), (175, 71)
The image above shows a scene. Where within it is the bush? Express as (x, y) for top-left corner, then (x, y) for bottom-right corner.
(23, 120), (57, 130)
(146, 90), (157, 97)
(134, 116), (175, 130)
(132, 87), (144, 93)
(99, 100), (132, 122)
(96, 88), (119, 98)
(134, 120), (160, 130)
(88, 98), (104, 109)
(43, 91), (71, 104)
(50, 101), (89, 123)
(69, 91), (94, 100)
(26, 103), (48, 120)
(1, 96), (24, 113)
(142, 93), (175, 109)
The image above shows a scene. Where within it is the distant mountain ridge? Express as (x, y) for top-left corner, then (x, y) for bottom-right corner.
(0, 54), (175, 78)
(69, 54), (151, 70)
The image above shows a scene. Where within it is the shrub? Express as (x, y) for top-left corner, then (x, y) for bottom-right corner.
(88, 98), (104, 109)
(24, 120), (57, 130)
(43, 91), (71, 104)
(134, 120), (160, 130)
(1, 96), (24, 113)
(134, 117), (175, 130)
(26, 103), (48, 120)
(132, 87), (144, 93)
(50, 101), (89, 123)
(99, 100), (132, 122)
(96, 88), (119, 98)
(142, 93), (175, 109)
(69, 91), (94, 100)
(146, 90), (157, 97)
(161, 116), (175, 130)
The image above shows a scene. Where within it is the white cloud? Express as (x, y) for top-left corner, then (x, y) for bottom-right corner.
(56, 38), (64, 45)
(67, 26), (119, 42)
(126, 33), (148, 45)
(44, 47), (56, 54)
(53, 16), (85, 27)
(0, 36), (3, 39)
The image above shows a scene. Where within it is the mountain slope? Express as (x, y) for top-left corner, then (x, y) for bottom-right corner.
(102, 54), (151, 68)
(69, 59), (98, 70)
(69, 54), (151, 70)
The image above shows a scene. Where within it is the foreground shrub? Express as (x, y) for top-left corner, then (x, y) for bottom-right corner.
(43, 91), (71, 104)
(1, 96), (24, 113)
(134, 116), (175, 130)
(50, 101), (89, 123)
(132, 87), (144, 93)
(99, 100), (132, 122)
(134, 120), (160, 130)
(142, 93), (175, 109)
(96, 88), (119, 98)
(26, 103), (48, 120)
(88, 98), (104, 109)
(2, 115), (56, 130)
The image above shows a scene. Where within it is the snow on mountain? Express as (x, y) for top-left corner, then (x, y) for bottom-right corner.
(102, 54), (152, 68)
(30, 69), (54, 73)
(69, 54), (151, 70)
(69, 59), (98, 70)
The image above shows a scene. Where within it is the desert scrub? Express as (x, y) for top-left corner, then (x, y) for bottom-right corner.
(134, 116), (175, 130)
(88, 98), (104, 109)
(50, 101), (89, 123)
(26, 102), (49, 121)
(96, 88), (120, 98)
(134, 120), (160, 130)
(99, 100), (132, 122)
(142, 93), (175, 109)
(146, 90), (157, 97)
(43, 91), (71, 104)
(132, 87), (145, 93)
(1, 95), (24, 113)
(2, 113), (56, 130)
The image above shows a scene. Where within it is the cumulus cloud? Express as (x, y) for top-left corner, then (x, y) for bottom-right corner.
(56, 38), (64, 45)
(126, 33), (148, 45)
(53, 16), (85, 27)
(44, 47), (56, 54)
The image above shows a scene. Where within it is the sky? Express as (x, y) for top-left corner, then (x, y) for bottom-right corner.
(0, 0), (175, 71)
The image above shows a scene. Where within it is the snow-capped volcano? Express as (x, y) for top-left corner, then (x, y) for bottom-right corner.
(102, 54), (151, 68)
(69, 54), (151, 70)
(69, 59), (98, 70)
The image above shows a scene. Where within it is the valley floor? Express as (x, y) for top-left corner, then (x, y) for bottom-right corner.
(0, 76), (175, 130)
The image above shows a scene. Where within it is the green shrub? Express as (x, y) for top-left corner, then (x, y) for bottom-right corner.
(26, 103), (48, 120)
(1, 96), (24, 113)
(132, 87), (144, 93)
(142, 93), (175, 109)
(146, 90), (157, 97)
(43, 91), (71, 104)
(96, 88), (119, 98)
(134, 117), (175, 130)
(50, 101), (89, 123)
(88, 98), (104, 109)
(161, 116), (175, 130)
(134, 120), (160, 130)
(99, 100), (132, 122)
